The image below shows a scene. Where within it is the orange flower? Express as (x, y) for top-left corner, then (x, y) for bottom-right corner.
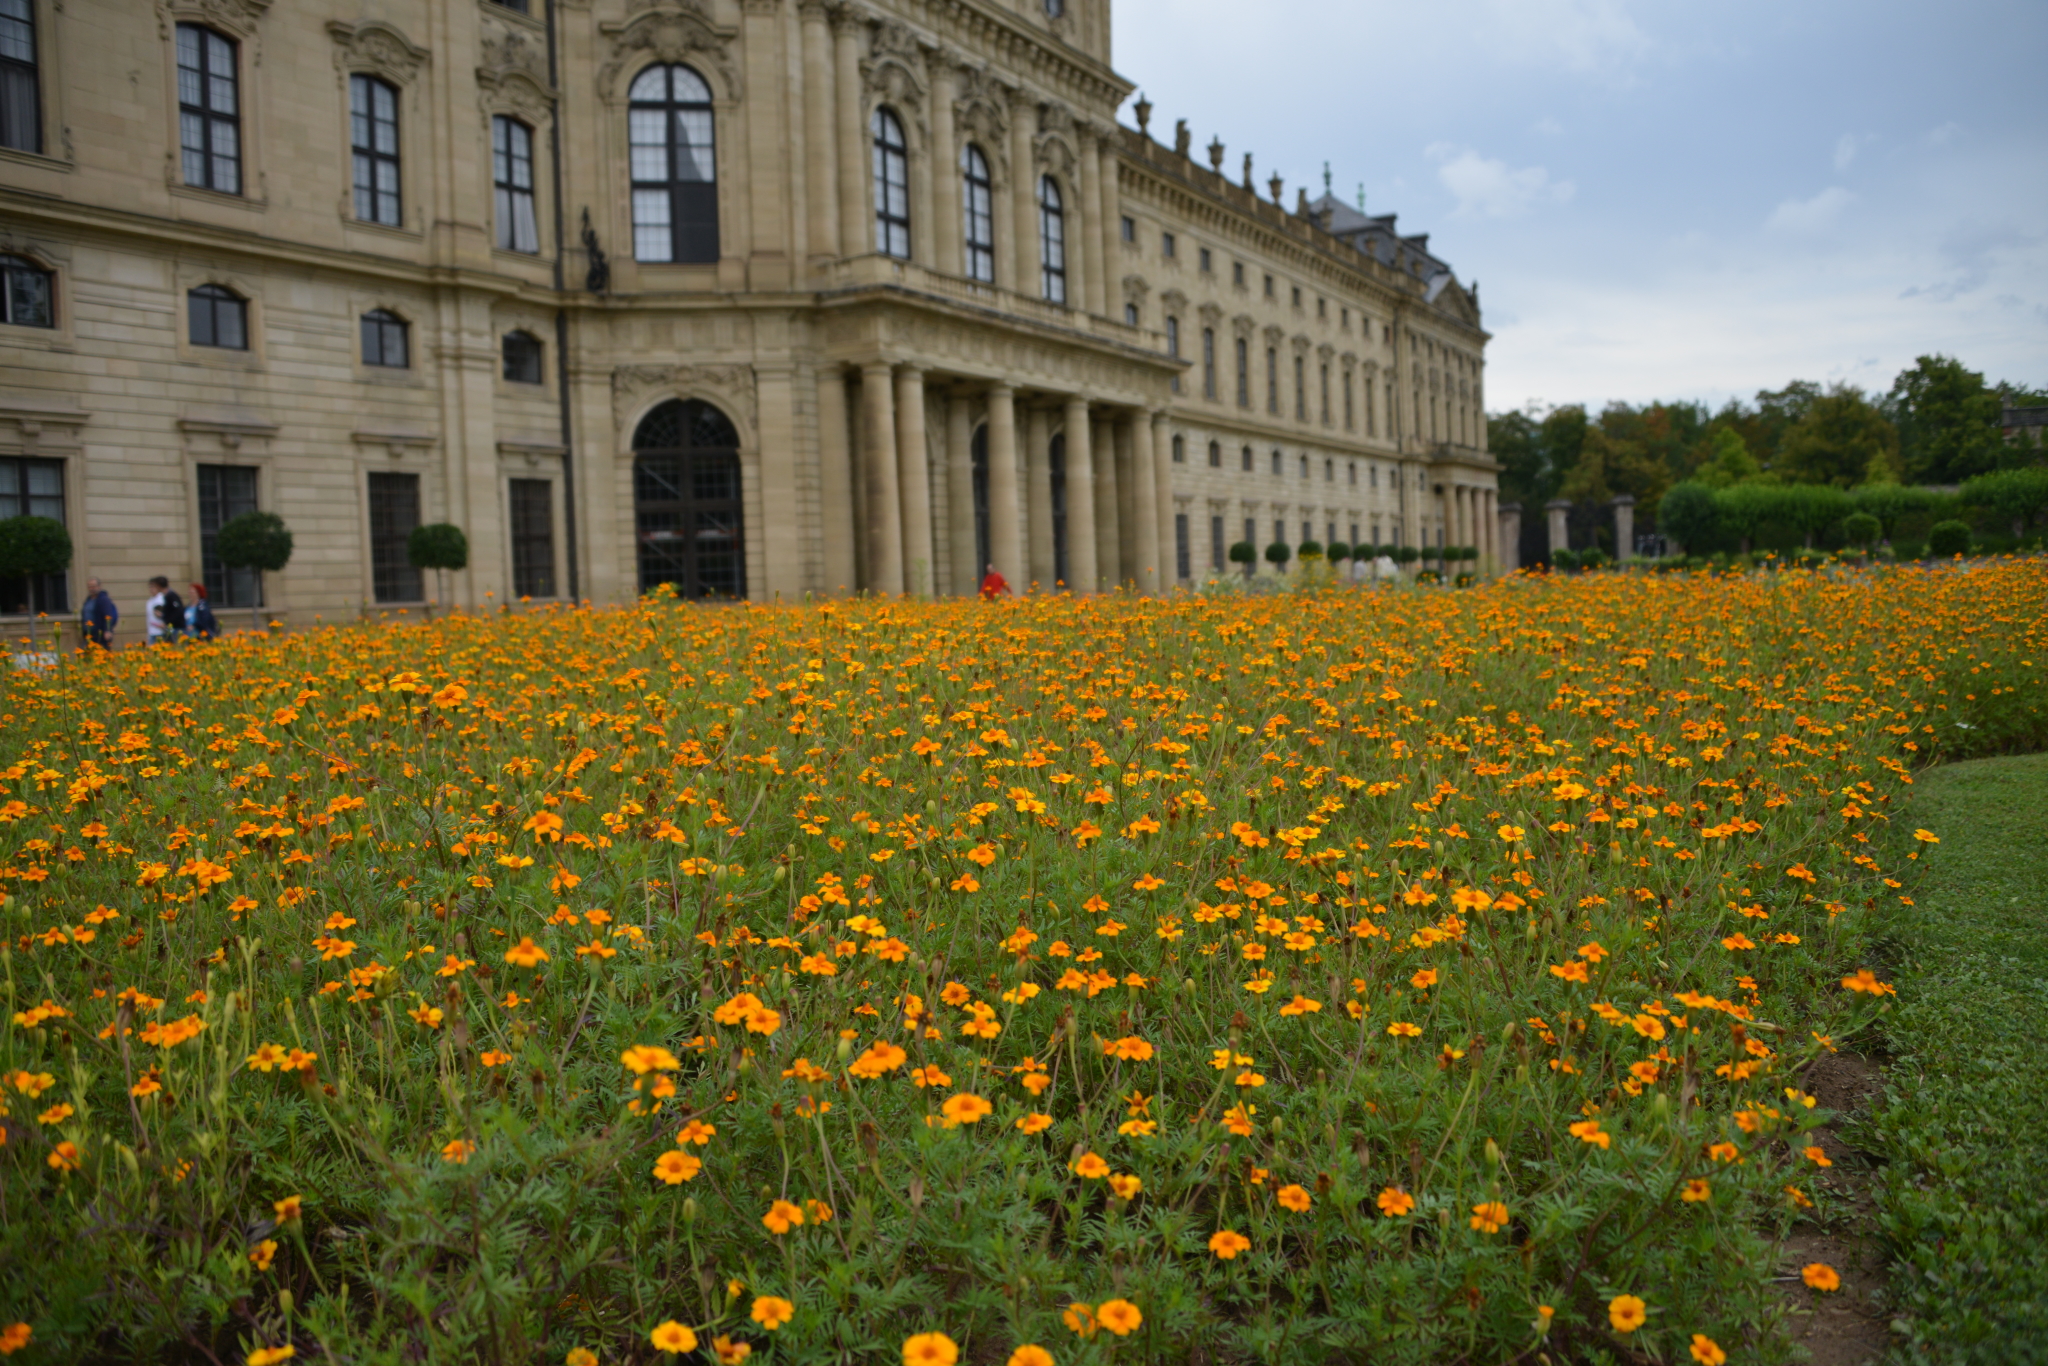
(1386, 1021), (1422, 1038)
(902, 1332), (959, 1366)
(1469, 1201), (1509, 1234)
(1376, 1187), (1416, 1217)
(1681, 1178), (1712, 1203)
(1609, 1295), (1646, 1332)
(440, 1138), (477, 1164)
(1071, 1152), (1110, 1179)
(1208, 1229), (1251, 1259)
(751, 1295), (795, 1330)
(1095, 1300), (1142, 1336)
(1568, 1119), (1611, 1150)
(1016, 1112), (1053, 1134)
(273, 1195), (303, 1223)
(1108, 1172), (1142, 1200)
(653, 1150), (702, 1184)
(1690, 1334), (1727, 1365)
(1276, 1184), (1311, 1213)
(1006, 1348), (1054, 1366)
(0, 1324), (30, 1355)
(761, 1200), (805, 1234)
(650, 1321), (698, 1354)
(503, 937), (549, 967)
(1802, 1263), (1841, 1292)
(939, 1093), (992, 1126)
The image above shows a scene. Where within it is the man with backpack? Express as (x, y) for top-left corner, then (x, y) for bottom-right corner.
(79, 577), (117, 649)
(146, 576), (186, 644)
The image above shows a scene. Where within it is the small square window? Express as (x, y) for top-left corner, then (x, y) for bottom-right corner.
(1161, 231), (1175, 258)
(361, 309), (409, 368)
(502, 330), (545, 384)
(1120, 215), (1135, 242)
(1200, 247), (1213, 273)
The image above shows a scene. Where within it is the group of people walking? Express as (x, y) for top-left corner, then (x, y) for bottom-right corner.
(78, 576), (218, 649)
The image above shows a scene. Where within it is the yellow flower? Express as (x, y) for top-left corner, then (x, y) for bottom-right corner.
(653, 1150), (702, 1185)
(1608, 1294), (1647, 1333)
(1690, 1334), (1727, 1365)
(249, 1239), (279, 1271)
(902, 1332), (959, 1366)
(751, 1295), (795, 1330)
(1681, 1178), (1712, 1203)
(1108, 1172), (1142, 1200)
(503, 937), (549, 967)
(650, 1321), (698, 1354)
(1208, 1229), (1251, 1259)
(1095, 1300), (1142, 1336)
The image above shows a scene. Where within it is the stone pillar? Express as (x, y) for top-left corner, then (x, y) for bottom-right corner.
(833, 12), (867, 258)
(946, 393), (976, 594)
(756, 362), (799, 596)
(1546, 498), (1571, 561)
(799, 2), (838, 265)
(1151, 412), (1174, 584)
(1613, 493), (1635, 562)
(1009, 92), (1037, 299)
(1127, 413), (1158, 592)
(1401, 461), (1421, 550)
(742, 0), (790, 289)
(817, 367), (857, 593)
(1025, 404), (1053, 587)
(1073, 130), (1098, 315)
(931, 61), (960, 278)
(1497, 500), (1521, 574)
(860, 362), (902, 594)
(1064, 396), (1099, 591)
(895, 366), (934, 595)
(1093, 415), (1119, 584)
(1096, 132), (1119, 319)
(986, 384), (1022, 592)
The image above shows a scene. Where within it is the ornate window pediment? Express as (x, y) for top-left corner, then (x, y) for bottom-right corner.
(598, 4), (740, 103)
(327, 19), (428, 84)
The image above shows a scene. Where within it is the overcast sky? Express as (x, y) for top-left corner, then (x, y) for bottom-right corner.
(1112, 0), (2048, 415)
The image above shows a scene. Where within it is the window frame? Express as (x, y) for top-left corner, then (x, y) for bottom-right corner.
(1201, 327), (1216, 400)
(1199, 246), (1212, 273)
(872, 106), (911, 260)
(367, 470), (424, 603)
(1119, 214), (1135, 242)
(501, 329), (545, 385)
(0, 455), (67, 614)
(1171, 434), (1185, 464)
(0, 0), (42, 155)
(1207, 440), (1220, 468)
(1266, 346), (1279, 414)
(1038, 175), (1067, 303)
(349, 73), (402, 227)
(492, 114), (540, 253)
(1234, 337), (1249, 408)
(1161, 231), (1175, 258)
(187, 283), (248, 350)
(176, 23), (241, 195)
(359, 308), (409, 369)
(508, 477), (556, 599)
(0, 252), (54, 328)
(961, 142), (994, 283)
(630, 63), (720, 264)
(196, 463), (261, 609)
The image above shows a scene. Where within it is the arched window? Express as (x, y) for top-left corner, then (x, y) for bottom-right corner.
(187, 284), (246, 350)
(961, 144), (993, 282)
(1239, 445), (1251, 472)
(360, 309), (408, 368)
(1038, 176), (1066, 303)
(492, 116), (539, 253)
(502, 330), (544, 384)
(1207, 440), (1220, 468)
(350, 75), (402, 226)
(872, 108), (910, 259)
(630, 64), (718, 263)
(1, 254), (54, 327)
(176, 24), (240, 194)
(633, 399), (744, 598)
(1171, 434), (1184, 463)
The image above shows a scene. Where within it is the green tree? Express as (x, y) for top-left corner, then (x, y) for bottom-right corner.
(1486, 403), (1588, 509)
(408, 523), (470, 618)
(1693, 428), (1763, 488)
(1657, 482), (1721, 554)
(1959, 468), (2048, 541)
(215, 511), (294, 631)
(1888, 355), (2004, 483)
(1777, 385), (1899, 488)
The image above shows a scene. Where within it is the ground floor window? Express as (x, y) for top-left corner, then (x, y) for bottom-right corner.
(509, 478), (554, 599)
(197, 464), (260, 609)
(1210, 515), (1224, 571)
(368, 471), (423, 603)
(971, 424), (990, 576)
(633, 399), (744, 599)
(1174, 513), (1189, 580)
(0, 457), (66, 614)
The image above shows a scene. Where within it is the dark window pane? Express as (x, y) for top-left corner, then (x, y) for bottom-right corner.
(509, 478), (554, 597)
(0, 456), (66, 613)
(176, 25), (239, 193)
(502, 330), (544, 383)
(367, 472), (423, 602)
(0, 0), (40, 155)
(1, 253), (53, 327)
(196, 463), (260, 608)
(632, 399), (745, 599)
(630, 64), (719, 263)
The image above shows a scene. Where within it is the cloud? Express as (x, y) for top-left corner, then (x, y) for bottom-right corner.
(1920, 122), (1961, 148)
(1429, 145), (1575, 219)
(1833, 134), (1870, 172)
(1531, 116), (1567, 137)
(1765, 187), (1854, 234)
(1900, 222), (2043, 302)
(1476, 0), (1649, 75)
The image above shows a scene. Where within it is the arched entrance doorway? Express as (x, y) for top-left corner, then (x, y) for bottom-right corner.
(633, 399), (744, 599)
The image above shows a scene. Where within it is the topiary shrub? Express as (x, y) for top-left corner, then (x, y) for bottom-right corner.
(1297, 539), (1323, 561)
(1841, 512), (1881, 549)
(1550, 549), (1578, 571)
(1228, 541), (1256, 577)
(0, 515), (73, 627)
(1326, 542), (1351, 565)
(216, 511), (294, 630)
(1926, 520), (1971, 558)
(1264, 542), (1292, 572)
(408, 523), (470, 617)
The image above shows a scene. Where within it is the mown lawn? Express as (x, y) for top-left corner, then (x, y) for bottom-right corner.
(0, 563), (2043, 1366)
(1869, 752), (2048, 1364)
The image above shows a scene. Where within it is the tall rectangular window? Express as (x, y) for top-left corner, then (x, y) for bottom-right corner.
(961, 144), (994, 282)
(1174, 513), (1189, 580)
(196, 464), (260, 608)
(1207, 441), (1220, 468)
(1244, 517), (1255, 558)
(177, 25), (240, 194)
(631, 65), (720, 263)
(0, 0), (40, 154)
(1171, 435), (1184, 463)
(1161, 231), (1175, 258)
(1266, 348), (1279, 415)
(1202, 328), (1216, 400)
(492, 116), (539, 252)
(0, 456), (65, 613)
(1234, 337), (1249, 408)
(509, 478), (555, 598)
(1294, 355), (1305, 420)
(1320, 364), (1330, 424)
(1199, 246), (1212, 273)
(350, 74), (402, 226)
(1209, 514), (1224, 570)
(1344, 372), (1354, 430)
(368, 471), (423, 603)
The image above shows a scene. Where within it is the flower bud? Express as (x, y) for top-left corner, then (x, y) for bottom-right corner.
(682, 1197), (699, 1224)
(1484, 1138), (1502, 1167)
(278, 1290), (293, 1317)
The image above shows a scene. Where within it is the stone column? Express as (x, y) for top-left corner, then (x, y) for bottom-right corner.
(1151, 411), (1174, 585)
(800, 2), (839, 264)
(1097, 133), (1119, 321)
(860, 362), (902, 593)
(1546, 498), (1571, 560)
(742, 0), (790, 289)
(1113, 418), (1138, 582)
(1064, 396), (1099, 591)
(1010, 93), (1038, 300)
(755, 362), (799, 596)
(1497, 500), (1521, 574)
(1025, 404), (1053, 587)
(895, 365), (934, 595)
(817, 367), (857, 593)
(946, 393), (976, 594)
(1072, 130), (1097, 313)
(1613, 493), (1635, 562)
(1401, 461), (1422, 550)
(1129, 412), (1159, 592)
(1094, 415), (1120, 584)
(930, 61), (960, 278)
(986, 384), (1022, 592)
(833, 12), (867, 258)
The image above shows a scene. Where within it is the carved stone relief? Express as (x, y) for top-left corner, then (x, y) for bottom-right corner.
(158, 0), (271, 39)
(597, 6), (741, 102)
(611, 363), (759, 445)
(327, 20), (429, 82)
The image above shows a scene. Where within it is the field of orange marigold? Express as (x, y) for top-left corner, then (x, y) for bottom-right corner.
(1, 561), (2044, 1366)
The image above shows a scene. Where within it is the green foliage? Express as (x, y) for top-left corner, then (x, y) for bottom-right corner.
(0, 514), (73, 579)
(1692, 428), (1763, 489)
(1227, 541), (1256, 566)
(1888, 354), (2006, 484)
(1325, 542), (1351, 563)
(1926, 520), (1971, 557)
(1656, 482), (1721, 553)
(1850, 482), (1947, 537)
(1296, 540), (1323, 560)
(215, 511), (295, 574)
(1841, 513), (1881, 548)
(1393, 545), (1420, 564)
(1263, 541), (1291, 568)
(1777, 385), (1899, 488)
(1958, 467), (2048, 539)
(1549, 548), (1578, 570)
(407, 523), (471, 573)
(1870, 755), (2048, 1360)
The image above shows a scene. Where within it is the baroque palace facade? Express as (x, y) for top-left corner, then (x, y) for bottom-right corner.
(0, 0), (1496, 628)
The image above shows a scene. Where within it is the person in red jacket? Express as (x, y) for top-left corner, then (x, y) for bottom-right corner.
(978, 563), (1011, 599)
